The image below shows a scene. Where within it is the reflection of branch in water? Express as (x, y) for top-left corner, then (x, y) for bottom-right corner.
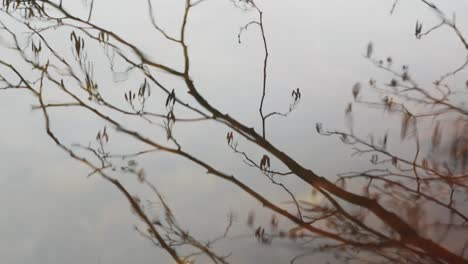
(39, 91), (229, 263)
(320, 1), (468, 262)
(0, 44), (363, 262)
(0, 0), (467, 263)
(137, 179), (231, 264)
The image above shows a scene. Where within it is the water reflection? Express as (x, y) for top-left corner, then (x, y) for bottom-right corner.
(0, 0), (467, 263)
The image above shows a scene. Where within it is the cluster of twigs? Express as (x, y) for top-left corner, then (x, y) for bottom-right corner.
(0, 0), (466, 263)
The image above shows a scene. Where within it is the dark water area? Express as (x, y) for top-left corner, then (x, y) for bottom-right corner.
(0, 0), (467, 263)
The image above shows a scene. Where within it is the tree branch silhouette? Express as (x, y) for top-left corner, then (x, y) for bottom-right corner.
(0, 0), (467, 263)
